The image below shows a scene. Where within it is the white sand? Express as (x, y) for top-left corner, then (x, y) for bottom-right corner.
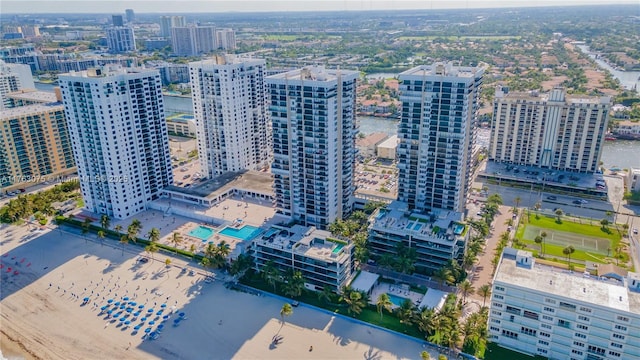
(0, 223), (442, 360)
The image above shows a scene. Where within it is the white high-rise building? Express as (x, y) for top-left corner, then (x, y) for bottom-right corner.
(0, 60), (35, 110)
(106, 27), (136, 53)
(489, 248), (640, 360)
(189, 55), (271, 177)
(59, 66), (173, 219)
(159, 16), (185, 38)
(171, 25), (216, 56)
(489, 87), (611, 173)
(397, 62), (483, 213)
(215, 29), (236, 50)
(267, 66), (358, 229)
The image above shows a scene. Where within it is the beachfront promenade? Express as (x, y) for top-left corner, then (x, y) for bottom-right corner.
(0, 223), (448, 359)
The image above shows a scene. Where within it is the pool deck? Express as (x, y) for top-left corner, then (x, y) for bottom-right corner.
(369, 282), (424, 308)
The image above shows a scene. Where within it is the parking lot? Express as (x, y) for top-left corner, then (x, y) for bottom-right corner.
(354, 163), (398, 198)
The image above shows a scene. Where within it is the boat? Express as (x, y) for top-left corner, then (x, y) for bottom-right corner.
(605, 135), (617, 141)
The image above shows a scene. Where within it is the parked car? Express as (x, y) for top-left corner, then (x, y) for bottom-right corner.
(546, 196), (557, 200)
(633, 228), (638, 235)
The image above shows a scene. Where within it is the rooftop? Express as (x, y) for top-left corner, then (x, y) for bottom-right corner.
(256, 224), (352, 263)
(0, 102), (64, 120)
(164, 170), (274, 200)
(267, 65), (358, 82)
(356, 132), (388, 147)
(7, 89), (59, 104)
(370, 201), (466, 243)
(495, 86), (611, 105)
(400, 62), (482, 79)
(495, 248), (640, 314)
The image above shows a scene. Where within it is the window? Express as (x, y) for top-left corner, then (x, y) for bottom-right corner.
(521, 327), (537, 336)
(588, 345), (606, 356)
(543, 306), (555, 313)
(492, 310), (502, 316)
(544, 298), (556, 304)
(539, 332), (551, 338)
(491, 319), (501, 324)
(574, 332), (587, 339)
(495, 286), (505, 291)
(616, 315), (629, 322)
(494, 294), (504, 300)
(542, 315), (554, 321)
(541, 323), (552, 330)
(537, 348), (548, 355)
(577, 324), (589, 331)
(571, 349), (583, 356)
(538, 340), (549, 346)
(612, 333), (625, 340)
(614, 325), (627, 332)
(559, 301), (576, 311)
(506, 306), (521, 315)
(573, 341), (585, 347)
(610, 342), (623, 349)
(578, 315), (590, 322)
(558, 319), (571, 328)
(492, 302), (503, 308)
(609, 351), (621, 358)
(579, 306), (592, 313)
(502, 330), (518, 339)
(524, 310), (539, 320)
(490, 326), (500, 332)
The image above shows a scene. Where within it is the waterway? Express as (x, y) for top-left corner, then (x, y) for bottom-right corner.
(575, 44), (640, 93)
(34, 81), (639, 169)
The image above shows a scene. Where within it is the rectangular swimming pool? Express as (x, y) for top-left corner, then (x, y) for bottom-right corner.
(387, 293), (410, 307)
(219, 225), (261, 241)
(188, 226), (215, 241)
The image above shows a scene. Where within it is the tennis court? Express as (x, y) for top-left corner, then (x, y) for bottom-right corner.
(523, 225), (611, 255)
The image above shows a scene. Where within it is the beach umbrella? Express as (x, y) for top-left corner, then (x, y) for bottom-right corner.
(134, 325), (141, 330)
(147, 308), (154, 313)
(141, 317), (147, 322)
(107, 310), (113, 314)
(149, 320), (155, 325)
(123, 296), (129, 301)
(107, 299), (114, 304)
(134, 311), (140, 317)
(179, 312), (185, 317)
(101, 306), (107, 311)
(145, 328), (151, 333)
(114, 301), (120, 306)
(125, 320), (131, 325)
(157, 324), (165, 330)
(120, 317), (126, 322)
(160, 303), (167, 308)
(162, 315), (169, 320)
(156, 310), (163, 316)
(126, 308), (133, 313)
(83, 297), (90, 302)
(130, 301), (137, 306)
(173, 318), (180, 323)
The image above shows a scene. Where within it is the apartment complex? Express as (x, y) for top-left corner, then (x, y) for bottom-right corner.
(0, 61), (35, 110)
(159, 16), (186, 38)
(215, 29), (237, 50)
(0, 90), (75, 189)
(105, 27), (136, 54)
(489, 248), (640, 360)
(490, 87), (611, 173)
(397, 63), (483, 213)
(252, 224), (356, 291)
(189, 55), (271, 177)
(368, 201), (468, 274)
(267, 66), (358, 229)
(171, 26), (216, 56)
(58, 66), (173, 219)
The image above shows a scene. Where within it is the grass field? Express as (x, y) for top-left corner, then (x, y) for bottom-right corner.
(516, 214), (623, 265)
(485, 343), (546, 360)
(261, 34), (342, 41)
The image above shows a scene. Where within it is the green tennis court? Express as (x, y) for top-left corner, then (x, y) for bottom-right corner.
(522, 225), (611, 255)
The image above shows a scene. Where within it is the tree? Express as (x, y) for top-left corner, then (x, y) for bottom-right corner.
(563, 245), (575, 269)
(170, 232), (182, 253)
(478, 284), (491, 307)
(317, 286), (335, 304)
(277, 303), (293, 335)
(600, 218), (610, 232)
(145, 241), (158, 260)
(229, 253), (254, 280)
(282, 270), (305, 299)
(147, 227), (161, 243)
(458, 279), (475, 304)
(376, 293), (393, 319)
(416, 307), (436, 335)
(97, 230), (105, 247)
(340, 287), (366, 316)
(119, 234), (129, 256)
(127, 219), (141, 243)
(165, 258), (171, 267)
(420, 351), (431, 360)
(261, 261), (280, 292)
(200, 257), (211, 273)
(395, 299), (416, 325)
(113, 224), (123, 234)
(438, 355), (447, 360)
(555, 208), (563, 224)
(514, 196), (521, 209)
(100, 214), (110, 230)
(540, 232), (548, 257)
(82, 217), (92, 243)
(534, 235), (543, 256)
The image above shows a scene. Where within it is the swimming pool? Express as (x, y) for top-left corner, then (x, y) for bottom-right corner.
(405, 222), (423, 231)
(387, 293), (410, 307)
(332, 243), (345, 254)
(219, 225), (261, 241)
(188, 226), (215, 241)
(453, 224), (465, 235)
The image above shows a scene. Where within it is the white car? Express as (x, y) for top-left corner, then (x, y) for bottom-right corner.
(634, 228), (638, 235)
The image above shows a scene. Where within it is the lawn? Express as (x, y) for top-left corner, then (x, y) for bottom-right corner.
(516, 214), (624, 265)
(397, 35), (521, 41)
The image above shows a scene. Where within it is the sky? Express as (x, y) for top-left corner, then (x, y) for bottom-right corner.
(2, 0), (639, 14)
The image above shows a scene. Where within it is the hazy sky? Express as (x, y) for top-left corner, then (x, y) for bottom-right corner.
(2, 0), (639, 14)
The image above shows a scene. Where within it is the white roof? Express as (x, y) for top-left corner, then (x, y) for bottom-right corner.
(419, 288), (448, 311)
(350, 271), (379, 293)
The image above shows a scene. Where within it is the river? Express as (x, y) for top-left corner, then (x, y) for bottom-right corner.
(575, 44), (640, 93)
(34, 80), (639, 170)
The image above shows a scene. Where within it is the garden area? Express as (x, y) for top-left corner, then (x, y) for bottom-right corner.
(515, 211), (629, 270)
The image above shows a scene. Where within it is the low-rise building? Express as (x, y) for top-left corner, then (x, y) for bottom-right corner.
(356, 132), (387, 159)
(252, 224), (356, 291)
(368, 201), (468, 274)
(377, 135), (398, 160)
(488, 248), (640, 360)
(166, 113), (196, 137)
(627, 167), (640, 192)
(612, 120), (640, 139)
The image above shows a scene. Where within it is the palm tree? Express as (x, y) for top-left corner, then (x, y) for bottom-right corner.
(261, 261), (280, 292)
(478, 284), (491, 307)
(458, 279), (475, 304)
(342, 290), (366, 316)
(317, 286), (334, 304)
(534, 235), (543, 256)
(376, 293), (393, 319)
(100, 214), (110, 230)
(147, 227), (161, 243)
(420, 351), (431, 360)
(514, 196), (521, 210)
(127, 219), (141, 244)
(113, 224), (123, 234)
(170, 232), (182, 253)
(277, 303), (293, 335)
(216, 240), (231, 258)
(395, 299), (416, 325)
(540, 232), (548, 257)
(563, 245), (575, 269)
(229, 253), (254, 280)
(416, 307), (436, 335)
(145, 241), (158, 260)
(82, 217), (92, 243)
(555, 208), (563, 224)
(119, 234), (129, 256)
(97, 230), (106, 247)
(282, 270), (305, 299)
(614, 243), (625, 266)
(200, 257), (211, 273)
(600, 218), (610, 232)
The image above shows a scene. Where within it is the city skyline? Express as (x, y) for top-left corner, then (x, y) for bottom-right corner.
(2, 0), (638, 14)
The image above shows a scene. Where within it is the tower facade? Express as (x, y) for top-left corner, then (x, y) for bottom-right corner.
(267, 66), (358, 229)
(106, 27), (136, 53)
(189, 55), (271, 177)
(489, 87), (611, 173)
(59, 66), (173, 219)
(159, 16), (186, 38)
(171, 26), (216, 56)
(397, 63), (483, 213)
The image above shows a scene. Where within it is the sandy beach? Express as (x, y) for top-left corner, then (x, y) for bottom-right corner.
(0, 222), (442, 360)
